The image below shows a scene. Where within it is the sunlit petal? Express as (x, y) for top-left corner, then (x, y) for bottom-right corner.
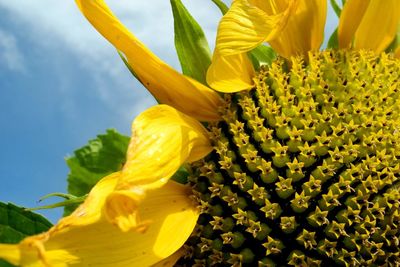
(338, 0), (370, 49)
(0, 244), (20, 266)
(215, 0), (294, 56)
(339, 0), (400, 53)
(395, 47), (400, 58)
(207, 53), (255, 92)
(268, 0), (327, 59)
(0, 173), (198, 267)
(354, 0), (400, 53)
(120, 104), (213, 190)
(207, 0), (326, 92)
(206, 0), (296, 92)
(215, 0), (326, 59)
(103, 189), (144, 232)
(75, 0), (223, 121)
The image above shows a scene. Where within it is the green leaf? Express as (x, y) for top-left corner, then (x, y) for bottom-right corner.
(64, 129), (130, 216)
(0, 258), (13, 267)
(171, 0), (212, 84)
(0, 203), (52, 242)
(0, 202), (52, 267)
(249, 45), (277, 70)
(211, 0), (228, 15)
(330, 0), (342, 17)
(327, 28), (339, 49)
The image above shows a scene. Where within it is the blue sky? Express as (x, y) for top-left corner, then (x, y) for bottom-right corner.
(0, 1), (337, 223)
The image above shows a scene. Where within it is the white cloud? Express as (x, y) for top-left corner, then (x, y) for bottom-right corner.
(0, 0), (336, 121)
(0, 0), (225, 121)
(0, 1), (224, 68)
(0, 29), (25, 72)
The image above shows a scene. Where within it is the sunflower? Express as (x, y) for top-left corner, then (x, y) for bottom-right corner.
(1, 0), (400, 266)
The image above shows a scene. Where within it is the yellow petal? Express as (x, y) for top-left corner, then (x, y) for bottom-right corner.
(268, 0), (327, 59)
(214, 0), (295, 56)
(206, 0), (297, 92)
(75, 0), (222, 122)
(0, 173), (120, 267)
(395, 47), (400, 58)
(57, 172), (120, 227)
(338, 0), (370, 49)
(354, 0), (400, 53)
(212, 0), (326, 59)
(137, 182), (197, 259)
(0, 174), (198, 267)
(151, 249), (185, 267)
(206, 53), (255, 93)
(103, 189), (150, 233)
(339, 0), (400, 53)
(0, 244), (20, 266)
(120, 104), (212, 190)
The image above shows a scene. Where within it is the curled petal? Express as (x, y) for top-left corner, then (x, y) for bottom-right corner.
(207, 0), (324, 92)
(75, 0), (223, 121)
(215, 0), (295, 56)
(0, 173), (198, 266)
(103, 190), (146, 233)
(102, 180), (199, 259)
(206, 0), (292, 92)
(339, 0), (400, 53)
(207, 0), (296, 92)
(57, 172), (120, 227)
(121, 104), (213, 190)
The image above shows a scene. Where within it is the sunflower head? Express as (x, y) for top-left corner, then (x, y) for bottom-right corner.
(178, 49), (400, 266)
(1, 1), (399, 266)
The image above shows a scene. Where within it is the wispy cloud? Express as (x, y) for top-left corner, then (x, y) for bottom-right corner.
(0, 0), (335, 121)
(0, 0), (225, 69)
(0, 0), (225, 121)
(0, 29), (25, 72)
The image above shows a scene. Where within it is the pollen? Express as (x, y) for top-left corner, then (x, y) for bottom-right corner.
(178, 51), (400, 266)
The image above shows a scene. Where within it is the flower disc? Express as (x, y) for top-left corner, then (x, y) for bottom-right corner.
(178, 51), (400, 266)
